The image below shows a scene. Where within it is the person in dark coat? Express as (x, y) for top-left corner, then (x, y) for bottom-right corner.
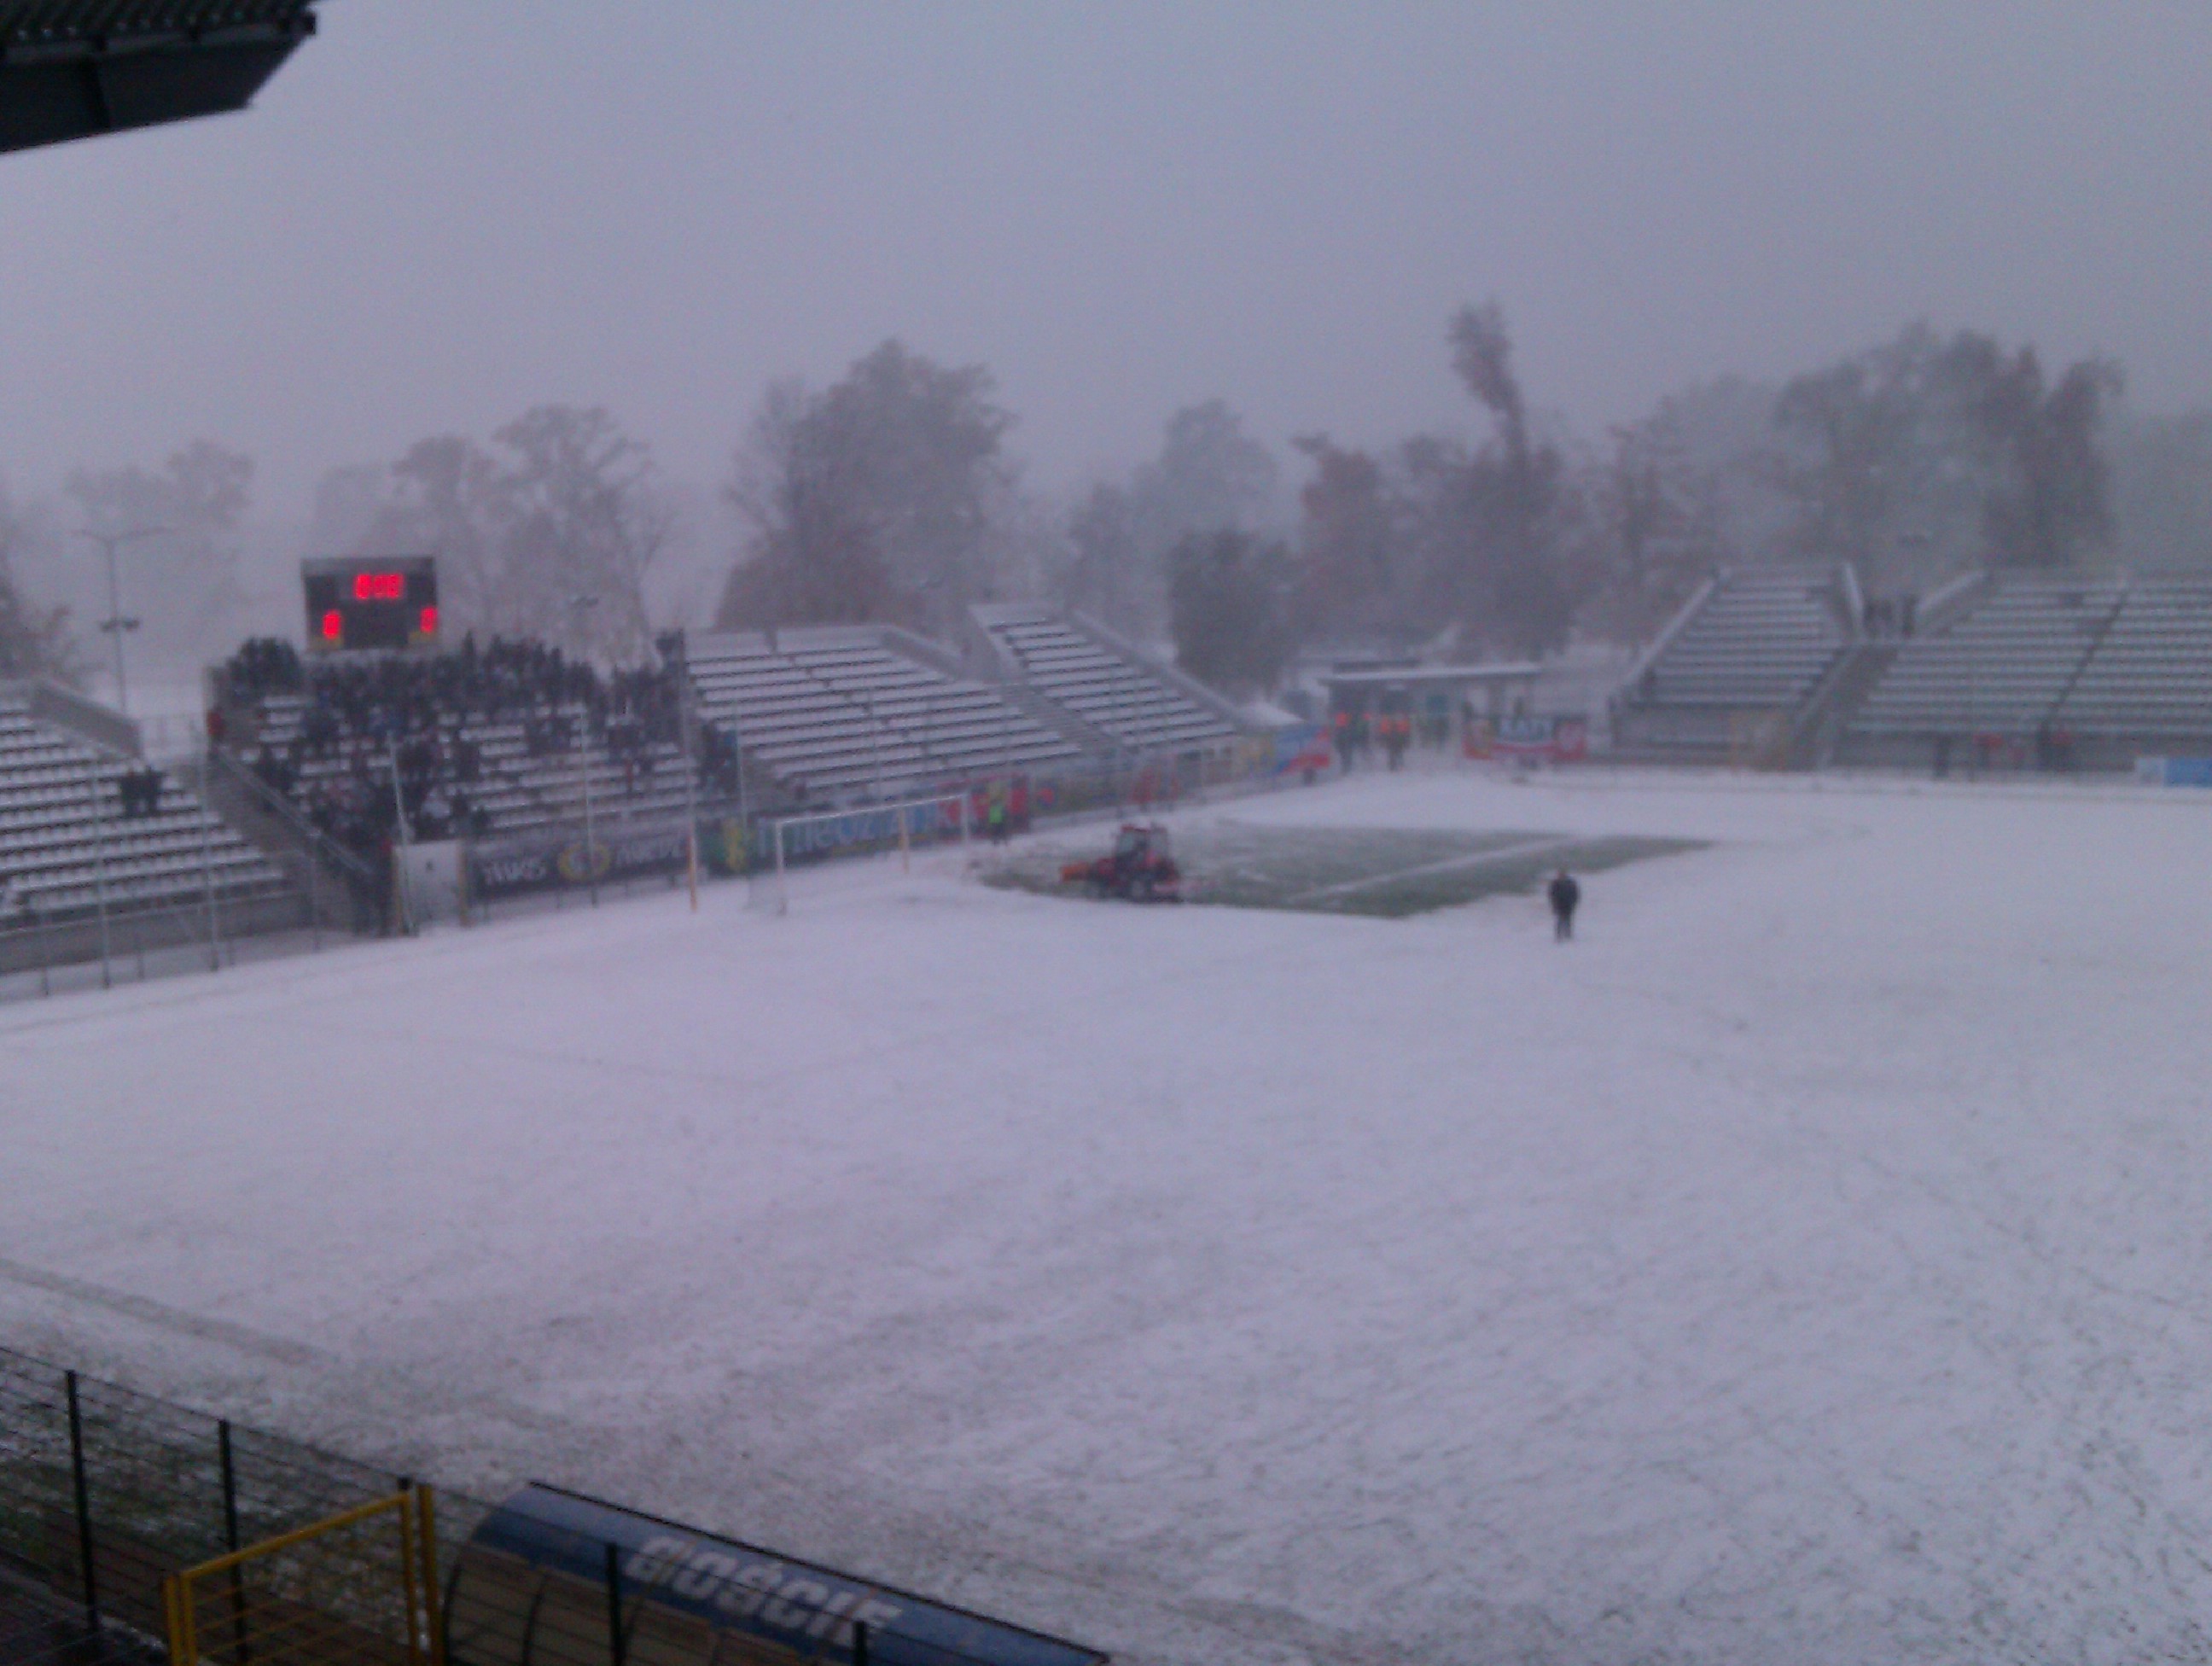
(1547, 868), (1580, 941)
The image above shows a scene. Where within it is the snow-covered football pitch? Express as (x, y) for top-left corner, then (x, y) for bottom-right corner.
(4, 767), (2210, 1666)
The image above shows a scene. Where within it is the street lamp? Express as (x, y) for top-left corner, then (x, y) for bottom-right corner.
(75, 526), (166, 715)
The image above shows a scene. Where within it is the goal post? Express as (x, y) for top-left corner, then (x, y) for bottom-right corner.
(750, 791), (971, 916)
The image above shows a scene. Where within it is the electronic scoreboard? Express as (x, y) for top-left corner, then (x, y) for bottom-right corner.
(302, 556), (439, 654)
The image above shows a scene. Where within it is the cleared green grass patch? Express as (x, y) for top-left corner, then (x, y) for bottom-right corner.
(987, 823), (1706, 918)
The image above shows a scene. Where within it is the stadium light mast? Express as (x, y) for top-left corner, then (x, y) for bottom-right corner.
(76, 526), (166, 716)
(662, 628), (701, 912)
(82, 751), (114, 989)
(571, 594), (602, 906)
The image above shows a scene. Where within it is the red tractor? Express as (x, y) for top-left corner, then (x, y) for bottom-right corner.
(1060, 823), (1183, 902)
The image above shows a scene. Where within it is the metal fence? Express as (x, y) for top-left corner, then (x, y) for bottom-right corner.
(0, 887), (313, 1003)
(0, 1348), (425, 1666)
(0, 1352), (1102, 1666)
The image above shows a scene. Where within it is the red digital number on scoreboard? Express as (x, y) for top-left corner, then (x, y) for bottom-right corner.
(352, 573), (406, 602)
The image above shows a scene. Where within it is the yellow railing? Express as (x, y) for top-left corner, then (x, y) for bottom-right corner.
(163, 1488), (442, 1666)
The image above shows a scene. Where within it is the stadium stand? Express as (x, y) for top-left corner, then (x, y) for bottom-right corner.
(1628, 567), (1853, 710)
(0, 686), (279, 921)
(1840, 573), (2212, 766)
(2052, 579), (2212, 742)
(1847, 577), (2124, 743)
(217, 638), (701, 860)
(970, 605), (1242, 756)
(1611, 566), (1856, 759)
(684, 625), (1083, 802)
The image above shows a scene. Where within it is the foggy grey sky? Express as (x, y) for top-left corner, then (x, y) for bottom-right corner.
(4, 1), (2210, 521)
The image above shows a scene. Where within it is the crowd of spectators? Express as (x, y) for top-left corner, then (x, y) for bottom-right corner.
(223, 636), (304, 701)
(224, 632), (666, 748)
(221, 632), (702, 860)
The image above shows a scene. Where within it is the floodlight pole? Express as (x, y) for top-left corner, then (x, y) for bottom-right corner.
(580, 736), (598, 906)
(865, 690), (884, 802)
(77, 527), (165, 717)
(84, 754), (113, 989)
(734, 704), (750, 846)
(199, 728), (222, 970)
(668, 630), (700, 912)
(570, 595), (602, 906)
(389, 744), (416, 935)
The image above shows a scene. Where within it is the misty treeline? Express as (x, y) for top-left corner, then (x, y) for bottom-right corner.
(0, 440), (254, 687)
(702, 312), (2191, 697)
(5, 311), (2212, 701)
(0, 405), (673, 690)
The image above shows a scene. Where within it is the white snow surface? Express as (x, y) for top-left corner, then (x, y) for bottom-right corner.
(5, 769), (2212, 1666)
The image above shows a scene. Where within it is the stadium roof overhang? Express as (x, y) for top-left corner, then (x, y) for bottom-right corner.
(1, 1), (317, 154)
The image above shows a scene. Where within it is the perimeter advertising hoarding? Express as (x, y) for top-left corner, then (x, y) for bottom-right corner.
(460, 1484), (1106, 1666)
(1464, 715), (1589, 762)
(469, 821), (692, 900)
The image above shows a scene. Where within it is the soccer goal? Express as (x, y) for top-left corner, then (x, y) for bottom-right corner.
(748, 791), (971, 915)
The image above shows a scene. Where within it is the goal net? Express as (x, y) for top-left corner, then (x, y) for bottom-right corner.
(748, 791), (971, 915)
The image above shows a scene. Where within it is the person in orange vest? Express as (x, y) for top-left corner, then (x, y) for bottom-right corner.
(1382, 714), (1410, 772)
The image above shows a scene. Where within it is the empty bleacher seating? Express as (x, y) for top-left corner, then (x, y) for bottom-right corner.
(1849, 577), (2128, 739)
(1628, 568), (1850, 712)
(685, 626), (1082, 801)
(2052, 580), (2212, 738)
(0, 694), (281, 921)
(975, 609), (1237, 753)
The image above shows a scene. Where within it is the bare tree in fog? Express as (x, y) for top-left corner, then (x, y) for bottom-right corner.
(1131, 400), (1280, 559)
(65, 440), (253, 678)
(1583, 405), (1728, 644)
(1442, 301), (1579, 658)
(1167, 528), (1292, 697)
(1053, 400), (1279, 638)
(349, 439), (504, 626)
(0, 478), (78, 683)
(1288, 436), (1403, 641)
(719, 341), (1015, 638)
(1057, 482), (1144, 633)
(1277, 311), (1592, 660)
(1967, 346), (2122, 570)
(2110, 407), (2212, 569)
(335, 408), (669, 661)
(491, 405), (670, 659)
(719, 378), (896, 630)
(1772, 325), (2120, 584)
